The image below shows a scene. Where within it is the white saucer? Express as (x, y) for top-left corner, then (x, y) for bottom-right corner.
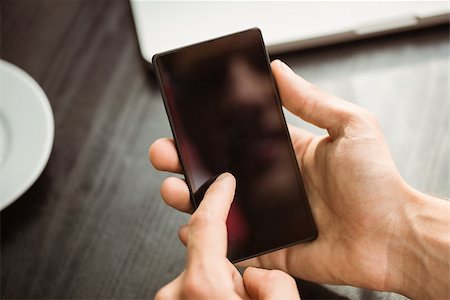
(0, 60), (54, 210)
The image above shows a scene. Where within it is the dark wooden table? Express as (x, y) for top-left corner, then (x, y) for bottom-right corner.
(1, 1), (448, 299)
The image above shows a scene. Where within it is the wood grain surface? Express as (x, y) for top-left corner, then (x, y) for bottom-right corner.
(1, 0), (448, 299)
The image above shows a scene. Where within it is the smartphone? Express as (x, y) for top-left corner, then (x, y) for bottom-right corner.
(153, 28), (317, 262)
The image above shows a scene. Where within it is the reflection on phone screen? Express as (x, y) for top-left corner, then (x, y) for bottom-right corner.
(155, 29), (316, 262)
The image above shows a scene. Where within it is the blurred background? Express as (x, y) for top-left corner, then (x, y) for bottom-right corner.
(1, 0), (448, 299)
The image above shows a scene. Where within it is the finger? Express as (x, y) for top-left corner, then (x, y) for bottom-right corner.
(230, 266), (250, 299)
(160, 177), (193, 213)
(149, 138), (183, 173)
(287, 124), (316, 162)
(187, 173), (236, 263)
(243, 267), (300, 300)
(196, 172), (236, 224)
(272, 59), (358, 138)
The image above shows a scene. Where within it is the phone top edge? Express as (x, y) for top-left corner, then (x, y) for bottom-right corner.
(152, 27), (262, 60)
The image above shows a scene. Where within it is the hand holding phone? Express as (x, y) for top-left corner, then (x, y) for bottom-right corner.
(150, 55), (439, 297)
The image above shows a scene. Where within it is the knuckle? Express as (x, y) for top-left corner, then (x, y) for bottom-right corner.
(362, 109), (378, 124)
(347, 108), (379, 130)
(182, 275), (209, 299)
(354, 108), (377, 123)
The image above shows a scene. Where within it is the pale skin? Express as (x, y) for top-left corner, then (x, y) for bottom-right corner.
(150, 60), (450, 299)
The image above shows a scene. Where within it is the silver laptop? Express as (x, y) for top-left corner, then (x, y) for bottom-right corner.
(130, 1), (449, 63)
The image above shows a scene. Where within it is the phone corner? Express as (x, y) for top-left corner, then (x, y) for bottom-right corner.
(151, 53), (161, 66)
(307, 221), (319, 242)
(310, 227), (319, 241)
(250, 27), (262, 36)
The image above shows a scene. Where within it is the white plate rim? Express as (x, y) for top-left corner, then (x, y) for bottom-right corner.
(0, 59), (55, 210)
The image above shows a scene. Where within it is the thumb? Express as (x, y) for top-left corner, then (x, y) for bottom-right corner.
(243, 267), (301, 300)
(271, 59), (359, 138)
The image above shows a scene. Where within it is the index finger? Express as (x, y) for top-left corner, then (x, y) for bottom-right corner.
(186, 173), (236, 263)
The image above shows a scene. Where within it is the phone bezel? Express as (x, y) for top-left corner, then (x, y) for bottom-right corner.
(152, 28), (317, 263)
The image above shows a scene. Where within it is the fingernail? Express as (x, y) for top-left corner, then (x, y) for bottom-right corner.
(279, 60), (294, 74)
(216, 172), (233, 182)
(216, 172), (234, 181)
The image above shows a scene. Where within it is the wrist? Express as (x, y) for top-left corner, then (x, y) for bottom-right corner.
(384, 186), (450, 299)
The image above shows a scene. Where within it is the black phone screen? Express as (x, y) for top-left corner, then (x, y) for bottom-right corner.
(153, 28), (317, 262)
